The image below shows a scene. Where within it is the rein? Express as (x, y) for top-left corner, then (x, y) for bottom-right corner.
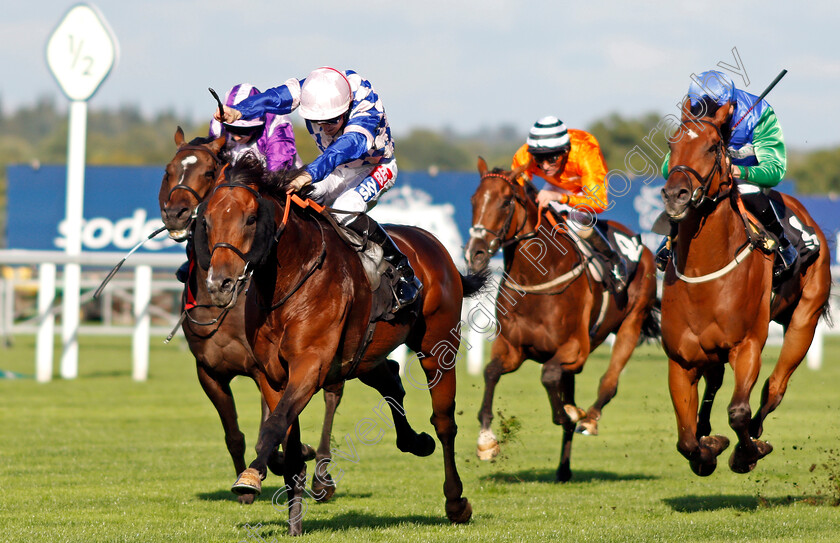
(469, 172), (536, 255)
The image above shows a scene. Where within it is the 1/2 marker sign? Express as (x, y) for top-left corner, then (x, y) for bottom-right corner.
(45, 3), (118, 102)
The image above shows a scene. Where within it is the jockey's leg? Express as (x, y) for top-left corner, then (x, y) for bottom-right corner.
(577, 222), (628, 293)
(739, 185), (796, 278)
(332, 161), (421, 311)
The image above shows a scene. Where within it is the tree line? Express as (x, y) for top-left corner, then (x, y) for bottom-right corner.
(1, 97), (837, 243)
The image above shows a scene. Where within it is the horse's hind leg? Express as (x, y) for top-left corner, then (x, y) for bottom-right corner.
(697, 364), (725, 438)
(726, 340), (773, 474)
(419, 355), (472, 524)
(310, 383), (344, 503)
(280, 416), (308, 537)
(669, 359), (729, 476)
(477, 336), (525, 460)
(358, 359), (436, 457)
(541, 361), (578, 482)
(195, 365), (253, 503)
(579, 310), (644, 436)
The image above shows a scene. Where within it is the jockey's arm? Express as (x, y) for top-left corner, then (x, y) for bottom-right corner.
(735, 108), (786, 188)
(304, 132), (369, 182)
(565, 145), (609, 213)
(234, 78), (301, 120)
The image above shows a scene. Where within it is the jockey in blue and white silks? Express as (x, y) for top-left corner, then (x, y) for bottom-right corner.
(216, 67), (419, 311)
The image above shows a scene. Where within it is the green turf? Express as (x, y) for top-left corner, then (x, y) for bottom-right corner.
(0, 334), (838, 542)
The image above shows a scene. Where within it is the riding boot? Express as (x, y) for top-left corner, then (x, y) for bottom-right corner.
(586, 227), (628, 293)
(741, 191), (797, 280)
(655, 237), (671, 272)
(346, 216), (423, 311)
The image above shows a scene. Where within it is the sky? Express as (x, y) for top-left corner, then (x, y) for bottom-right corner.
(3, 1), (840, 150)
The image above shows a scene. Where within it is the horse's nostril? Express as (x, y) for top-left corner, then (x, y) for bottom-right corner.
(176, 207), (190, 220)
(221, 278), (233, 293)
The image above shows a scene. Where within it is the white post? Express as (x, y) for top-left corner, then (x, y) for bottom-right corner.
(60, 100), (87, 379)
(132, 264), (152, 381)
(806, 321), (824, 370)
(36, 263), (57, 382)
(466, 317), (484, 376)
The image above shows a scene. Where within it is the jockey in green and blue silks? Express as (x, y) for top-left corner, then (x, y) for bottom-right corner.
(657, 70), (797, 280)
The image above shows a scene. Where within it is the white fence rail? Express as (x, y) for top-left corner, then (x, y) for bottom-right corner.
(1, 249), (838, 382)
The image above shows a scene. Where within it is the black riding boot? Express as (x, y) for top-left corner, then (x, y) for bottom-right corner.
(346, 216), (422, 311)
(176, 260), (190, 283)
(655, 237), (670, 272)
(741, 191), (797, 279)
(587, 227), (627, 293)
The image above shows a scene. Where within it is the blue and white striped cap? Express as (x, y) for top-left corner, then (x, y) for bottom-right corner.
(687, 70), (735, 107)
(526, 116), (570, 153)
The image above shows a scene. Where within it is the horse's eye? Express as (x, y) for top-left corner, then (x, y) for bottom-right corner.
(204, 171), (215, 180)
(246, 215), (257, 225)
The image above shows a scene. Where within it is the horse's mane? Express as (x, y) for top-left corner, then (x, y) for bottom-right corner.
(226, 153), (306, 199)
(487, 166), (540, 202)
(188, 135), (218, 146)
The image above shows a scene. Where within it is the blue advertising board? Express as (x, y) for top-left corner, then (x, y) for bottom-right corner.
(5, 164), (838, 264)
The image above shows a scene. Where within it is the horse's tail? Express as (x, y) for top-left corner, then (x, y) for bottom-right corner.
(639, 298), (662, 345)
(461, 268), (491, 299)
(820, 278), (834, 327)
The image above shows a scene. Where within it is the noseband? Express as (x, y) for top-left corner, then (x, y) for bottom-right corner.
(666, 119), (732, 207)
(469, 173), (534, 255)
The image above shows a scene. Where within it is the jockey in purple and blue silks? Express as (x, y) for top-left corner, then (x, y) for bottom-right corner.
(209, 83), (301, 172)
(657, 70), (797, 280)
(215, 67), (420, 311)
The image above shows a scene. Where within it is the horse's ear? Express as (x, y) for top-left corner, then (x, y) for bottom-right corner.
(714, 100), (731, 126)
(208, 135), (227, 154)
(175, 126), (185, 147)
(477, 156), (488, 177)
(510, 161), (528, 183)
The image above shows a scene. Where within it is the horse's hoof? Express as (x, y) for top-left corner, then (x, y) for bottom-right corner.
(700, 434), (730, 455)
(232, 468), (263, 496)
(413, 432), (436, 457)
(556, 464), (572, 483)
(575, 418), (599, 436)
(476, 429), (500, 461)
(446, 497), (472, 524)
(689, 458), (717, 477)
(563, 404), (587, 423)
(237, 493), (255, 505)
(311, 476), (336, 503)
(729, 439), (773, 474)
(301, 443), (317, 462)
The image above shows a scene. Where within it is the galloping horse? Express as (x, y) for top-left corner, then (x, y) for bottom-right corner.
(157, 128), (342, 502)
(660, 102), (831, 475)
(465, 158), (659, 481)
(197, 157), (482, 535)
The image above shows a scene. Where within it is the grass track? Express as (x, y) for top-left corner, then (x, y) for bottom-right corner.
(1, 335), (838, 542)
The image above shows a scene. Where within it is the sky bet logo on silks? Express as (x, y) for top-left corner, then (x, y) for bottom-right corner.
(53, 209), (179, 252)
(355, 166), (394, 203)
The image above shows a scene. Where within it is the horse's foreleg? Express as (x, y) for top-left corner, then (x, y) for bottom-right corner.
(669, 359), (729, 476)
(541, 363), (578, 482)
(751, 309), (822, 439)
(421, 359), (472, 525)
(358, 359), (436, 457)
(282, 417), (307, 537)
(310, 382), (344, 503)
(726, 340), (772, 474)
(697, 364), (725, 439)
(194, 365), (247, 475)
(477, 339), (524, 460)
(581, 311), (644, 436)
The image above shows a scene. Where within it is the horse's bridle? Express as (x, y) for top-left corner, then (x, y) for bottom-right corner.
(666, 119), (732, 208)
(469, 172), (535, 255)
(164, 146), (224, 219)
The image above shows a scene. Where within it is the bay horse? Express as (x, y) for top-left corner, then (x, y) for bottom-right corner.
(157, 128), (343, 503)
(197, 156), (482, 535)
(465, 158), (659, 481)
(660, 102), (831, 475)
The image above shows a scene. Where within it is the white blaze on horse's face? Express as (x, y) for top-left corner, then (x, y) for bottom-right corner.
(686, 129), (699, 140)
(179, 155), (199, 184)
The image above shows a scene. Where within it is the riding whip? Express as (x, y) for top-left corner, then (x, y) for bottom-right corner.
(731, 69), (787, 129)
(208, 87), (225, 124)
(93, 225), (167, 299)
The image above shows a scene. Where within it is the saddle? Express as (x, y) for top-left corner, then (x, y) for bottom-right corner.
(736, 191), (821, 279)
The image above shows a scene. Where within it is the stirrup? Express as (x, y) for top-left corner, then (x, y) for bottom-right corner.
(393, 276), (422, 312)
(609, 261), (628, 294)
(655, 238), (671, 272)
